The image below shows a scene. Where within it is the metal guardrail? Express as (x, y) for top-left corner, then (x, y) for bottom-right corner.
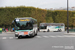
(69, 29), (75, 32)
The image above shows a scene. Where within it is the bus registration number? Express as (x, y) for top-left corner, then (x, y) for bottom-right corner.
(19, 32), (28, 35)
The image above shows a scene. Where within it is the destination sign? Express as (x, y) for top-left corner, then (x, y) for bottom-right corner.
(20, 19), (30, 21)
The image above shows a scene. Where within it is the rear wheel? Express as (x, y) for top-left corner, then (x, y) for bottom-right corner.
(47, 29), (50, 32)
(59, 29), (62, 32)
(58, 29), (62, 32)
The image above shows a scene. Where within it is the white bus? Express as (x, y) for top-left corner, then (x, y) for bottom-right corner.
(12, 17), (38, 38)
(39, 23), (65, 32)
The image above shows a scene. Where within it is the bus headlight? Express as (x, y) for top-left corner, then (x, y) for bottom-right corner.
(15, 32), (18, 34)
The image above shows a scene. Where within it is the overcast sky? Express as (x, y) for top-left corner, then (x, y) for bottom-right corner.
(0, 0), (75, 9)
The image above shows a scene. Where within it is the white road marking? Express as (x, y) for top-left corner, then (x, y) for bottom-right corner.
(49, 36), (56, 38)
(70, 36), (75, 37)
(43, 36), (49, 38)
(56, 35), (64, 37)
(1, 35), (75, 39)
(15, 37), (18, 38)
(9, 37), (13, 39)
(36, 36), (41, 38)
(64, 35), (75, 37)
(2, 37), (7, 39)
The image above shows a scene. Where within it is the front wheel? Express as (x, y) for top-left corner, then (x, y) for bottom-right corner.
(35, 33), (37, 36)
(15, 34), (18, 37)
(35, 30), (38, 36)
(30, 31), (35, 37)
(18, 36), (22, 39)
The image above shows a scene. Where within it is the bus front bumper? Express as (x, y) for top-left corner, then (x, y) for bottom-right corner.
(15, 31), (33, 37)
(40, 29), (47, 32)
(15, 34), (33, 37)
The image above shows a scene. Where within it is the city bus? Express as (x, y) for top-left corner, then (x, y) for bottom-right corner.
(39, 23), (65, 32)
(12, 17), (38, 38)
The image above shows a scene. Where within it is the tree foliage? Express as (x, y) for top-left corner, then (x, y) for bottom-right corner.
(0, 6), (75, 28)
(0, 6), (47, 27)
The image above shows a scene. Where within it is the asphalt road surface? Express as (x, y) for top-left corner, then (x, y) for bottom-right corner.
(0, 31), (75, 50)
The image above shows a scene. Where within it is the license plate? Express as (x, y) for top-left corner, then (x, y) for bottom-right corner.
(19, 32), (28, 35)
(24, 32), (28, 35)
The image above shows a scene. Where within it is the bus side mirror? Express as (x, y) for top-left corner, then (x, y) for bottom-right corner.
(12, 23), (14, 25)
(12, 20), (15, 26)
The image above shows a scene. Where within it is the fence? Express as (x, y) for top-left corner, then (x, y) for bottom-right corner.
(69, 29), (75, 32)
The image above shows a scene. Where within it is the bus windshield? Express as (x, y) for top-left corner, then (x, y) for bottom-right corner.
(15, 21), (33, 30)
(39, 26), (47, 29)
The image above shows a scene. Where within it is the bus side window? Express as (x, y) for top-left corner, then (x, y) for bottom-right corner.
(61, 24), (63, 26)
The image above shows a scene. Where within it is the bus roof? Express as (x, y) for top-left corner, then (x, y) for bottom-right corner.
(40, 23), (64, 24)
(40, 23), (65, 26)
(15, 17), (37, 21)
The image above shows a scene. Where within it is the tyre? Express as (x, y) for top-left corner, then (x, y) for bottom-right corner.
(32, 32), (35, 37)
(58, 29), (60, 32)
(30, 31), (35, 37)
(35, 33), (37, 36)
(59, 29), (62, 32)
(58, 29), (62, 32)
(15, 34), (18, 37)
(35, 30), (38, 36)
(18, 36), (22, 39)
(47, 29), (50, 32)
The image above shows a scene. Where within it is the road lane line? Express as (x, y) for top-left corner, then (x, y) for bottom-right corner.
(65, 36), (75, 37)
(2, 37), (7, 39)
(15, 37), (18, 38)
(1, 35), (75, 40)
(49, 36), (56, 38)
(36, 36), (41, 38)
(63, 35), (72, 37)
(70, 36), (75, 37)
(43, 36), (49, 38)
(56, 35), (64, 37)
(9, 37), (13, 39)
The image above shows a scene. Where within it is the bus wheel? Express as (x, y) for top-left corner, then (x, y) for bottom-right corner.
(18, 36), (22, 39)
(59, 29), (62, 32)
(35, 32), (37, 36)
(33, 32), (35, 37)
(35, 33), (37, 36)
(58, 29), (62, 32)
(58, 29), (60, 32)
(30, 32), (35, 37)
(47, 29), (50, 32)
(35, 30), (38, 36)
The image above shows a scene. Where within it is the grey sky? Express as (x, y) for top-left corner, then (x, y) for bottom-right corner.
(0, 0), (75, 9)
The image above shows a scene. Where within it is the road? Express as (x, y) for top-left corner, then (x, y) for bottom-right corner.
(0, 32), (75, 50)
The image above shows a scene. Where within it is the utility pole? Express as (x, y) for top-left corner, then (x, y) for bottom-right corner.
(67, 0), (69, 33)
